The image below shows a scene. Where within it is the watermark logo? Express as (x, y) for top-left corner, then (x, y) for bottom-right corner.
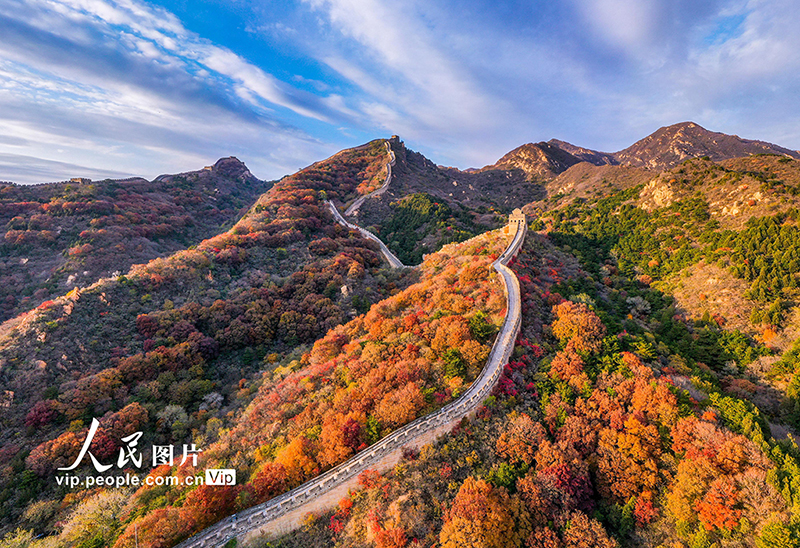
(54, 418), (235, 488)
(206, 469), (236, 486)
(57, 418), (204, 472)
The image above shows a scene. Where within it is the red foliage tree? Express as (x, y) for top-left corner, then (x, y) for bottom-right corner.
(183, 484), (240, 529)
(252, 462), (288, 503)
(24, 399), (58, 428)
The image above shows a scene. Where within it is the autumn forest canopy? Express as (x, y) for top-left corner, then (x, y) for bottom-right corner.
(4, 127), (800, 548)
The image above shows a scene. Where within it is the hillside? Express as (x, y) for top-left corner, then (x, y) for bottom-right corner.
(0, 158), (272, 322)
(0, 140), (399, 529)
(5, 124), (800, 548)
(344, 138), (543, 264)
(2, 221), (513, 547)
(265, 230), (800, 548)
(109, 230), (511, 548)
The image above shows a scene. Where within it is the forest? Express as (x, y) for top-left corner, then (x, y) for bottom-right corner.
(0, 226), (511, 548)
(0, 158), (273, 322)
(376, 193), (481, 265)
(264, 231), (800, 548)
(0, 140), (395, 532)
(5, 145), (800, 548)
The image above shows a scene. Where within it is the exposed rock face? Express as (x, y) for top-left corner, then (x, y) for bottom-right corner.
(639, 179), (677, 210)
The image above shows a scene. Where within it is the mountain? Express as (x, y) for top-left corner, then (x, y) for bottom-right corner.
(344, 138), (544, 264)
(0, 157), (272, 321)
(339, 123), (800, 263)
(0, 139), (398, 528)
(6, 125), (800, 548)
(547, 138), (616, 166)
(504, 122), (800, 178)
(488, 141), (584, 179)
(613, 121), (800, 170)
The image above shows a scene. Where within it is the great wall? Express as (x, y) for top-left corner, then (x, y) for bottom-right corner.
(173, 142), (528, 548)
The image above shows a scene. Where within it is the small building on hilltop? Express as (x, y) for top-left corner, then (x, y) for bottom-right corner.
(505, 208), (527, 235)
(70, 177), (91, 184)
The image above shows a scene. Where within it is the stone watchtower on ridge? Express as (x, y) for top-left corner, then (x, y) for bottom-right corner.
(505, 208), (526, 235)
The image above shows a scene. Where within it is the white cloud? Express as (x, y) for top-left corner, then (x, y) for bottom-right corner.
(3, 0), (800, 183)
(576, 0), (662, 53)
(303, 0), (506, 140)
(0, 0), (356, 183)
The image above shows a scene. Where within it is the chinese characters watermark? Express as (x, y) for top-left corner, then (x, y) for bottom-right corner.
(57, 418), (204, 472)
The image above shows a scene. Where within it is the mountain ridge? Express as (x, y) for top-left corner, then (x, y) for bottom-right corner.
(6, 123), (800, 548)
(0, 158), (272, 321)
(485, 121), (800, 180)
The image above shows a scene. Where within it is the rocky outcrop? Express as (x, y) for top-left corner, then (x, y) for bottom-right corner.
(490, 142), (583, 180)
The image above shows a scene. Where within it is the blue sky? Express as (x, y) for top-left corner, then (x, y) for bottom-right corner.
(1, 0), (800, 184)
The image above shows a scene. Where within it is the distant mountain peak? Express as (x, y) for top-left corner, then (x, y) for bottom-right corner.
(212, 156), (257, 183)
(489, 141), (582, 179)
(613, 121), (800, 170)
(154, 157), (260, 186)
(499, 122), (800, 176)
(546, 139), (616, 166)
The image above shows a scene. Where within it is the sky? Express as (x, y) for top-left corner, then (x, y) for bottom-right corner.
(1, 0), (800, 184)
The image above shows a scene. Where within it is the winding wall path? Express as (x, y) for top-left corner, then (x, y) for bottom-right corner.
(327, 201), (406, 268)
(174, 212), (527, 548)
(344, 141), (396, 216)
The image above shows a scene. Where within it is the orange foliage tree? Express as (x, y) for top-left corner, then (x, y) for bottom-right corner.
(551, 301), (606, 353)
(439, 477), (530, 548)
(113, 507), (194, 548)
(595, 416), (661, 502)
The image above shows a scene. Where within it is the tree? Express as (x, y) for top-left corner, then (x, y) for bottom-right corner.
(440, 477), (530, 548)
(183, 484), (240, 529)
(695, 476), (741, 532)
(551, 302), (606, 354)
(24, 400), (58, 428)
(560, 512), (617, 548)
(595, 417), (661, 503)
(375, 527), (408, 548)
(113, 507), (194, 548)
(496, 414), (546, 466)
(374, 383), (424, 428)
(443, 348), (468, 378)
(756, 518), (800, 548)
(0, 529), (33, 548)
(549, 350), (584, 381)
(59, 490), (128, 548)
(526, 527), (561, 548)
(252, 462), (288, 503)
(469, 311), (497, 343)
(274, 437), (319, 487)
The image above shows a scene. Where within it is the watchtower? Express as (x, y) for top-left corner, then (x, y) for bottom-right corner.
(504, 208), (526, 235)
